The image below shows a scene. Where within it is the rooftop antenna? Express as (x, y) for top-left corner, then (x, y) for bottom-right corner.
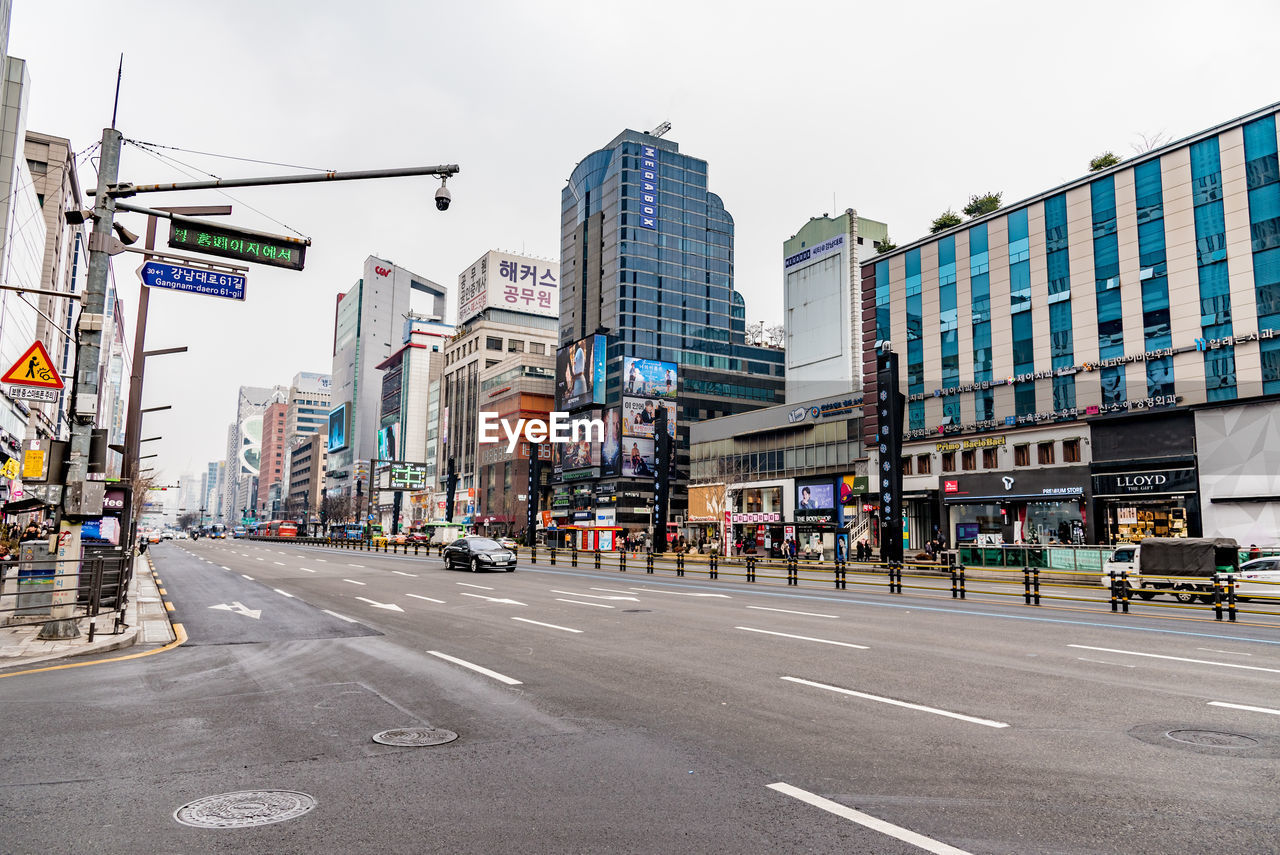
(648, 121), (672, 138)
(110, 54), (123, 129)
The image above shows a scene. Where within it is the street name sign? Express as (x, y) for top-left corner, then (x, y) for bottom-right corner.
(168, 220), (307, 271)
(2, 340), (63, 403)
(139, 260), (246, 301)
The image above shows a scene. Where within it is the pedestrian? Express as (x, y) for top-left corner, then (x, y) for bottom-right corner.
(21, 521), (39, 542)
(1247, 543), (1262, 561)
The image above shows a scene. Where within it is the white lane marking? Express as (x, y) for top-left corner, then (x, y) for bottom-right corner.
(273, 561), (286, 566)
(557, 598), (614, 609)
(551, 589), (637, 601)
(746, 605), (838, 619)
(255, 557), (265, 561)
(737, 627), (868, 649)
(768, 782), (976, 855)
(322, 609), (359, 624)
(355, 596), (404, 612)
(461, 592), (526, 606)
(428, 650), (522, 685)
(1068, 645), (1280, 675)
(1197, 648), (1252, 656)
(300, 567), (315, 573)
(457, 582), (494, 590)
(1076, 657), (1136, 668)
(347, 563), (365, 569)
(277, 551), (288, 555)
(592, 586), (641, 595)
(407, 593), (446, 604)
(512, 616), (583, 634)
(241, 574), (254, 580)
(315, 558), (327, 563)
(782, 676), (1010, 728)
(343, 578), (367, 586)
(1209, 701), (1280, 717)
(273, 588), (295, 598)
(220, 565), (232, 571)
(629, 587), (730, 598)
(392, 570), (418, 577)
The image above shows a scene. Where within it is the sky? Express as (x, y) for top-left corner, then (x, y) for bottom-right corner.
(10, 0), (1280, 485)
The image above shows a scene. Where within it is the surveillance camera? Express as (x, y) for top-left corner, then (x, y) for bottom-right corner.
(435, 180), (451, 212)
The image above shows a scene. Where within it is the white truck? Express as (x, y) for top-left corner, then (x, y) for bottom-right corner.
(1101, 537), (1239, 603)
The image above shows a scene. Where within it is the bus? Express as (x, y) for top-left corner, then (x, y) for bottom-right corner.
(268, 520), (299, 538)
(328, 523), (366, 541)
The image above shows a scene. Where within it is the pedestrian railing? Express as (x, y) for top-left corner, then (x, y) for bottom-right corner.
(0, 555), (131, 639)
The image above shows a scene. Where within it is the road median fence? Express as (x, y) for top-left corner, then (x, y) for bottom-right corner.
(240, 536), (1279, 623)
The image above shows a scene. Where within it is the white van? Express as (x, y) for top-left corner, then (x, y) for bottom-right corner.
(1101, 545), (1148, 597)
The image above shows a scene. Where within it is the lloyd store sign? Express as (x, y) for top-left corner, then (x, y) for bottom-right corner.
(1093, 469), (1196, 496)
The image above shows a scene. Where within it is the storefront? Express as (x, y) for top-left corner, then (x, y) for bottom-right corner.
(1091, 467), (1200, 544)
(795, 478), (839, 561)
(943, 467), (1091, 546)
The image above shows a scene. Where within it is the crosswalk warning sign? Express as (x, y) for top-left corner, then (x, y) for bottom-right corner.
(2, 341), (64, 389)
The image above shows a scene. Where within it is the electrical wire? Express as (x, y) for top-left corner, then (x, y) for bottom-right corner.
(123, 138), (330, 173)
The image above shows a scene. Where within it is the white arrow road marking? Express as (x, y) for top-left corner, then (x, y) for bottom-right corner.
(322, 609), (358, 624)
(461, 592), (527, 606)
(392, 570), (418, 577)
(557, 598), (614, 609)
(407, 593), (446, 604)
(736, 627), (868, 649)
(512, 616), (582, 633)
(457, 582), (493, 590)
(428, 650), (522, 685)
(552, 589), (638, 601)
(1068, 645), (1280, 674)
(629, 587), (730, 598)
(343, 579), (366, 586)
(208, 601), (262, 620)
(273, 589), (294, 598)
(769, 783), (976, 855)
(1209, 701), (1280, 716)
(355, 596), (404, 612)
(782, 676), (1010, 728)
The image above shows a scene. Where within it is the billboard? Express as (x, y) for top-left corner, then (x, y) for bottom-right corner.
(377, 423), (398, 460)
(556, 333), (607, 411)
(621, 437), (656, 478)
(457, 250), (560, 325)
(601, 409), (622, 475)
(622, 397), (676, 439)
(797, 482), (834, 510)
(622, 357), (677, 400)
(554, 411), (602, 473)
(328, 403), (349, 452)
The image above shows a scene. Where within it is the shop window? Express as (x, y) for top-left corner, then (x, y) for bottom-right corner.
(941, 451), (956, 472)
(1038, 442), (1056, 464)
(961, 449), (976, 471)
(916, 454), (932, 474)
(1014, 444), (1030, 467)
(901, 456), (912, 475)
(982, 448), (999, 468)
(1063, 439), (1081, 463)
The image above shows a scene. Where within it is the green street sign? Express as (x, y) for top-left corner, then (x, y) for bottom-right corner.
(168, 220), (307, 271)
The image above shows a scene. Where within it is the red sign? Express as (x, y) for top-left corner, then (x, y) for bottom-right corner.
(944, 480), (958, 494)
(374, 265), (391, 277)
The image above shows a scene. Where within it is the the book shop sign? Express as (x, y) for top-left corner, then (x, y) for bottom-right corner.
(1092, 469), (1196, 496)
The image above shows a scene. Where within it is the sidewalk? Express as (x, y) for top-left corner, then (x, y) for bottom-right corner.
(0, 552), (176, 672)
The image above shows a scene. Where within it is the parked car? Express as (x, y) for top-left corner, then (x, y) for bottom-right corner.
(442, 536), (517, 572)
(1233, 557), (1280, 602)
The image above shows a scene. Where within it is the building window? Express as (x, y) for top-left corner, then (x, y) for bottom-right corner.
(486, 337), (502, 351)
(901, 456), (912, 476)
(941, 452), (956, 472)
(982, 447), (999, 468)
(508, 339), (524, 353)
(961, 449), (976, 471)
(529, 342), (545, 355)
(1063, 439), (1081, 463)
(486, 359), (500, 368)
(916, 453), (931, 474)
(1038, 442), (1055, 465)
(1014, 444), (1030, 467)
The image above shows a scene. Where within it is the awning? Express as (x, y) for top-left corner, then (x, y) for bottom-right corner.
(2, 497), (53, 515)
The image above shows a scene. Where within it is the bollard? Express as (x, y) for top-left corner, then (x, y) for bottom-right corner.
(594, 550), (601, 570)
(1227, 575), (1237, 623)
(787, 558), (798, 586)
(550, 547), (557, 565)
(1033, 567), (1040, 606)
(951, 565), (959, 599)
(1213, 573), (1223, 621)
(746, 556), (755, 583)
(646, 551), (654, 573)
(834, 560), (846, 590)
(709, 554), (717, 580)
(958, 564), (966, 599)
(571, 549), (578, 568)
(619, 550), (626, 572)
(1109, 571), (1118, 612)
(676, 553), (684, 577)
(530, 545), (537, 564)
(1120, 570), (1130, 614)
(1023, 566), (1032, 605)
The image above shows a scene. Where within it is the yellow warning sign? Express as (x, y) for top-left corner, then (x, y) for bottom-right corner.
(1, 341), (63, 389)
(1, 458), (18, 479)
(22, 448), (46, 479)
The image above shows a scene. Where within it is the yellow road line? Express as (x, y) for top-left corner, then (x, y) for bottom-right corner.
(158, 588), (166, 595)
(0, 623), (187, 680)
(164, 601), (174, 612)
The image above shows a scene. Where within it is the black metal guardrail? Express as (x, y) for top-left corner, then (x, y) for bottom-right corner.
(0, 556), (130, 640)
(236, 536), (1280, 623)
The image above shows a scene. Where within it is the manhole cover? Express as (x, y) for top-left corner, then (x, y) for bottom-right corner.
(1167, 730), (1258, 748)
(174, 790), (316, 828)
(622, 609), (652, 613)
(372, 727), (458, 747)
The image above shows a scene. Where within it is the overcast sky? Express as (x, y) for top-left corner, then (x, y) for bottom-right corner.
(11, 0), (1280, 485)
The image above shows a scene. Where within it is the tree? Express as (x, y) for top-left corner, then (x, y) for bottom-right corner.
(177, 511), (198, 530)
(1089, 151), (1121, 172)
(690, 455), (747, 551)
(763, 324), (784, 349)
(962, 191), (1002, 218)
(744, 320), (765, 347)
(874, 235), (896, 253)
(930, 210), (962, 234)
(1132, 131), (1170, 154)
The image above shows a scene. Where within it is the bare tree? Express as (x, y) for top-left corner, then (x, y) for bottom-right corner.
(745, 320), (765, 346)
(764, 324), (784, 349)
(1132, 131), (1170, 154)
(690, 455), (747, 550)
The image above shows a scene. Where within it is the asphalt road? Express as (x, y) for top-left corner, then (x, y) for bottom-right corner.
(2, 538), (1277, 854)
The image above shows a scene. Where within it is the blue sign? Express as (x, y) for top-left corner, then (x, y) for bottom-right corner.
(139, 261), (246, 301)
(639, 145), (658, 230)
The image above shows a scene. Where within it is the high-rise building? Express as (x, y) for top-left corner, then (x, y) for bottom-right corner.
(783, 209), (888, 402)
(256, 401), (288, 516)
(287, 433), (326, 533)
(281, 370), (330, 495)
(327, 256), (445, 514)
(222, 385), (287, 525)
(204, 460), (224, 525)
(556, 128), (785, 533)
(861, 100), (1280, 547)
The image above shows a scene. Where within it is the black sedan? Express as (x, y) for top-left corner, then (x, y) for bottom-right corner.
(442, 536), (518, 572)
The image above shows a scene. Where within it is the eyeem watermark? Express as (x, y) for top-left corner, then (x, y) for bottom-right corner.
(478, 412), (605, 453)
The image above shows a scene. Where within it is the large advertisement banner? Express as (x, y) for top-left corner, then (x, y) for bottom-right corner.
(621, 397), (676, 439)
(556, 334), (607, 411)
(797, 482), (834, 510)
(601, 409), (621, 475)
(554, 410), (603, 474)
(621, 438), (656, 477)
(457, 250), (559, 325)
(328, 404), (349, 452)
(623, 357), (677, 400)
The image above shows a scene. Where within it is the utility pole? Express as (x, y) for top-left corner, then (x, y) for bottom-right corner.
(40, 127), (121, 638)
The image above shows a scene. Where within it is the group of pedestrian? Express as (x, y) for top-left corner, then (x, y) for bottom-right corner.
(852, 539), (872, 562)
(923, 536), (949, 562)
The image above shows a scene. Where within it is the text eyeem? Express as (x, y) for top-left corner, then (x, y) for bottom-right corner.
(478, 412), (605, 453)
